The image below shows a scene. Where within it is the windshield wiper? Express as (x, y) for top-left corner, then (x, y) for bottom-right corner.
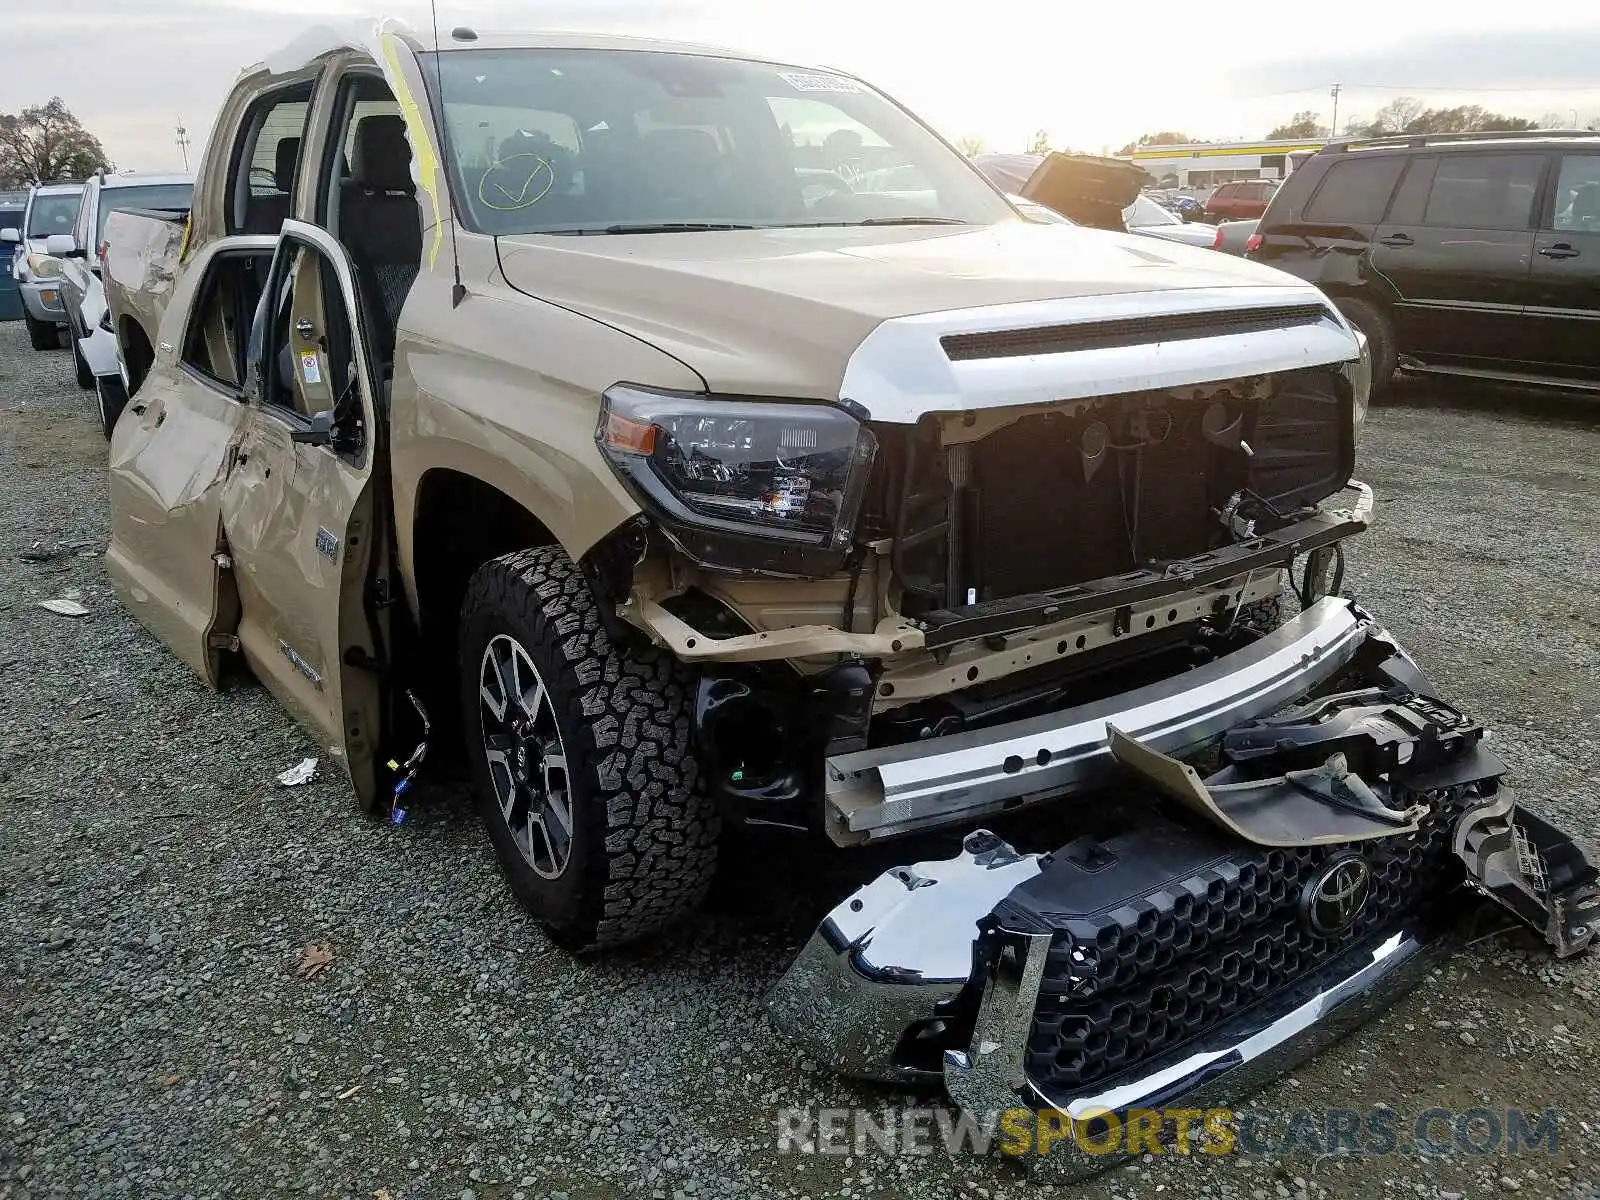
(591, 222), (761, 234)
(791, 216), (970, 228)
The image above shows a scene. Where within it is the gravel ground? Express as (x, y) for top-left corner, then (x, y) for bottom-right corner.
(2, 319), (1598, 1200)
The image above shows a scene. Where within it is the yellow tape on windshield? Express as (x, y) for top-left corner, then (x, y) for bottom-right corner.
(379, 32), (445, 270)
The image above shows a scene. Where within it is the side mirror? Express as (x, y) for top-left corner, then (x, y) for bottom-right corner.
(45, 234), (77, 256)
(290, 410), (336, 447)
(1, 228), (19, 244)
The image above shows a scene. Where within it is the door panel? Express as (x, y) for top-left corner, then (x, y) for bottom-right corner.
(105, 240), (261, 685)
(1368, 152), (1543, 365)
(1525, 152), (1600, 374)
(219, 220), (387, 805)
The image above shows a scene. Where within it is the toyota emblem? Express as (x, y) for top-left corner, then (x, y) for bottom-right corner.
(1301, 854), (1371, 936)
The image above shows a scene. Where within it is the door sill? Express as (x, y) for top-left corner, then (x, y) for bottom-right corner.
(1398, 359), (1600, 394)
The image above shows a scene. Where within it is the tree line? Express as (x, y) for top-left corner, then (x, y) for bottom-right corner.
(1115, 97), (1598, 154)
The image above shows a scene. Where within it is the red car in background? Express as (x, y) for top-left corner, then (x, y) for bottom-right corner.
(1203, 178), (1278, 222)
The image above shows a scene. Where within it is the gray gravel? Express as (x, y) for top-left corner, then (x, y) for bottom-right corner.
(2, 319), (1598, 1200)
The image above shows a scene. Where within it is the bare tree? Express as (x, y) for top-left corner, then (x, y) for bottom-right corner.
(1367, 97), (1426, 135)
(0, 98), (111, 188)
(1265, 110), (1328, 140)
(1026, 129), (1052, 156)
(954, 133), (987, 156)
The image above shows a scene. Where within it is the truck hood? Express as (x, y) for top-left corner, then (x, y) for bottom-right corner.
(494, 222), (1320, 397)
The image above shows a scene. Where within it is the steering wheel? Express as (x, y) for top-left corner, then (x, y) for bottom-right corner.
(478, 154), (557, 212)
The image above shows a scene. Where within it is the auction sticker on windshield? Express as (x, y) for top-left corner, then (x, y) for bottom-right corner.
(778, 71), (861, 93)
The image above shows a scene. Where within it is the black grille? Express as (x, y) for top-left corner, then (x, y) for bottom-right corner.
(1021, 789), (1472, 1094)
(940, 304), (1331, 361)
(959, 369), (1350, 603)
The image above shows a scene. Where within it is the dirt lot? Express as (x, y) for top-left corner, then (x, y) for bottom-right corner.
(2, 319), (1598, 1200)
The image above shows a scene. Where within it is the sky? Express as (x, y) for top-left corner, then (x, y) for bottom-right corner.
(7, 0), (1600, 171)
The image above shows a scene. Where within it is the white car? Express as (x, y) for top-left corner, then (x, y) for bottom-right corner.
(1121, 194), (1219, 248)
(1, 181), (84, 350)
(56, 170), (192, 437)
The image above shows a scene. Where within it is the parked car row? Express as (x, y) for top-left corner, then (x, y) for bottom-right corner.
(2, 170), (193, 433)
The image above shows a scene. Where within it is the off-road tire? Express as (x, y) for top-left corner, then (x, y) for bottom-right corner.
(1333, 296), (1396, 399)
(24, 310), (55, 352)
(95, 374), (129, 441)
(458, 545), (719, 951)
(71, 336), (93, 390)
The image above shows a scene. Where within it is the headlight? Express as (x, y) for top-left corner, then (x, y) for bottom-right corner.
(26, 253), (62, 280)
(597, 383), (878, 575)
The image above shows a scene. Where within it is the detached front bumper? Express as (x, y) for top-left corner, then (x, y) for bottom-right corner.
(945, 911), (1458, 1181)
(770, 600), (1599, 1179)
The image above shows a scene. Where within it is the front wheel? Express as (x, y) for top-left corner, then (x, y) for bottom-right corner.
(1334, 296), (1397, 399)
(95, 373), (129, 441)
(458, 545), (719, 951)
(24, 310), (55, 352)
(71, 336), (94, 389)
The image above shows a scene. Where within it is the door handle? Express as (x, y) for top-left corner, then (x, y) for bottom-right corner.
(1377, 233), (1414, 248)
(1538, 243), (1580, 259)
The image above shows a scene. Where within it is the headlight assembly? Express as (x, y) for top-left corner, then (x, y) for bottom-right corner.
(26, 253), (62, 280)
(597, 384), (878, 576)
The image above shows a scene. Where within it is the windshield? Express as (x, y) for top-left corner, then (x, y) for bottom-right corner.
(1123, 195), (1181, 227)
(424, 48), (1014, 234)
(27, 192), (81, 238)
(97, 184), (193, 243)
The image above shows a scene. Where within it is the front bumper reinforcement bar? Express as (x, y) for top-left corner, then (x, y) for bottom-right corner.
(825, 596), (1369, 845)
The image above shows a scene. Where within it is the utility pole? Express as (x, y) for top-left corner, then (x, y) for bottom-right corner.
(175, 119), (191, 171)
(1330, 83), (1342, 138)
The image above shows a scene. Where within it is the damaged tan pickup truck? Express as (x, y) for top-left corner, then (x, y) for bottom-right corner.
(103, 21), (1596, 1179)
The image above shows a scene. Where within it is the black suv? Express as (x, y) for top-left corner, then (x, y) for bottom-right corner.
(1247, 130), (1600, 393)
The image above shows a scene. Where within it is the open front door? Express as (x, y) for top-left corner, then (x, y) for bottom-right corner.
(219, 220), (390, 806)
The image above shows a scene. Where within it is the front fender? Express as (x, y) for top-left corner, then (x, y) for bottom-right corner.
(388, 278), (703, 618)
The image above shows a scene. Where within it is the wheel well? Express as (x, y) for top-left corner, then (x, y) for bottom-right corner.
(412, 469), (559, 648)
(407, 470), (560, 765)
(120, 318), (154, 396)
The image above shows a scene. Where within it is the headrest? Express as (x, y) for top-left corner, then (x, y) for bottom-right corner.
(1573, 182), (1600, 221)
(273, 138), (301, 193)
(352, 115), (414, 194)
(642, 127), (720, 166)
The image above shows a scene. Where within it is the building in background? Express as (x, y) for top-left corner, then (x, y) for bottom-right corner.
(1117, 139), (1324, 190)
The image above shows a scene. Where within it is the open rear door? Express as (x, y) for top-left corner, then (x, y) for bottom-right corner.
(106, 234), (279, 685)
(219, 220), (391, 805)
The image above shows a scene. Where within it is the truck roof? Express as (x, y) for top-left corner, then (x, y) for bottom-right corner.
(95, 171), (194, 190)
(434, 29), (797, 59)
(259, 22), (837, 80)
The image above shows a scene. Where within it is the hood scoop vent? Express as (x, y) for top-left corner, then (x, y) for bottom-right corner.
(939, 303), (1332, 362)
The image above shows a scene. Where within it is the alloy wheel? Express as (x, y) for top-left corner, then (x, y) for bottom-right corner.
(478, 633), (573, 880)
